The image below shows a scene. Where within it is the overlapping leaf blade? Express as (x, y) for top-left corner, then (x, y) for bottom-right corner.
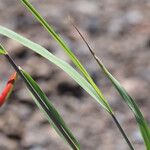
(0, 1), (135, 148)
(20, 69), (80, 150)
(72, 24), (150, 149)
(0, 26), (109, 112)
(98, 62), (150, 149)
(20, 0), (112, 113)
(76, 30), (150, 149)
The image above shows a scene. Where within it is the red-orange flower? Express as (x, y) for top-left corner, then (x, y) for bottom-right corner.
(0, 72), (17, 107)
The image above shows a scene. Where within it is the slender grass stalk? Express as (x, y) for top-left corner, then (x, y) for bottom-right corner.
(0, 0), (138, 148)
(3, 53), (80, 150)
(20, 0), (112, 113)
(0, 26), (109, 112)
(111, 114), (134, 150)
(0, 0), (135, 149)
(72, 23), (150, 150)
(0, 21), (134, 150)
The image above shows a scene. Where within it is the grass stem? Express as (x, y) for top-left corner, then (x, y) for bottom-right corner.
(111, 114), (134, 150)
(72, 23), (135, 150)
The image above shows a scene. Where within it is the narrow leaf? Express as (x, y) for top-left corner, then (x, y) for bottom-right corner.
(0, 26), (134, 150)
(0, 25), (111, 112)
(18, 2), (135, 148)
(101, 63), (150, 149)
(74, 25), (150, 149)
(0, 44), (7, 55)
(20, 0), (112, 113)
(20, 68), (80, 150)
(2, 49), (80, 150)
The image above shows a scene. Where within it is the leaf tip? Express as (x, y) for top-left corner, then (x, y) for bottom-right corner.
(0, 44), (8, 55)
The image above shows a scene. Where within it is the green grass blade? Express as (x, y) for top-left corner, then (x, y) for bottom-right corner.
(0, 25), (110, 112)
(20, 0), (112, 113)
(0, 44), (7, 55)
(75, 26), (150, 149)
(1, 49), (80, 149)
(0, 26), (135, 150)
(100, 64), (150, 149)
(20, 68), (80, 150)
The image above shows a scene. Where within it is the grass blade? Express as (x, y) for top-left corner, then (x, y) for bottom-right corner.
(0, 44), (7, 55)
(18, 1), (135, 148)
(0, 27), (134, 150)
(0, 26), (110, 112)
(21, 68), (80, 150)
(20, 0), (112, 113)
(100, 63), (150, 149)
(0, 25), (134, 149)
(2, 50), (80, 150)
(74, 25), (150, 149)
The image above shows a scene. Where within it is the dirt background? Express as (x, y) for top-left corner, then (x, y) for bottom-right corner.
(0, 0), (150, 150)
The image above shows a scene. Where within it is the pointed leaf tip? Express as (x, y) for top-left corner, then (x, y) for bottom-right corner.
(0, 44), (7, 55)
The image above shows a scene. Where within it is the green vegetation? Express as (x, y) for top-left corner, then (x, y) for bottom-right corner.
(0, 0), (149, 149)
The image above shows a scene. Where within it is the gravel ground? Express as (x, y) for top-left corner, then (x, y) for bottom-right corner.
(0, 0), (150, 150)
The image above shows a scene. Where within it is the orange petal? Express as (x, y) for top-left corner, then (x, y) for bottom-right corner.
(0, 72), (17, 107)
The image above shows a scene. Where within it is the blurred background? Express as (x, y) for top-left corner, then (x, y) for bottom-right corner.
(0, 0), (150, 149)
